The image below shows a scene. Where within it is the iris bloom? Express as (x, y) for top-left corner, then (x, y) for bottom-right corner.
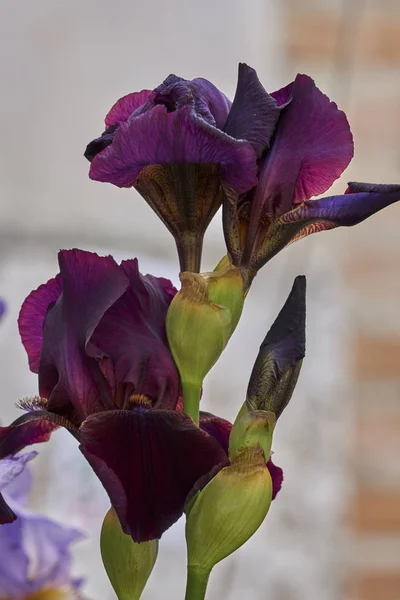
(222, 73), (400, 286)
(84, 67), (279, 273)
(0, 452), (83, 599)
(0, 249), (238, 542)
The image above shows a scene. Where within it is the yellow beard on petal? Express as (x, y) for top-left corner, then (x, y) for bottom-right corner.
(25, 587), (76, 600)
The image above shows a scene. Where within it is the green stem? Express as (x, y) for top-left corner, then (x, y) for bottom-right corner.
(182, 380), (202, 426)
(185, 567), (211, 600)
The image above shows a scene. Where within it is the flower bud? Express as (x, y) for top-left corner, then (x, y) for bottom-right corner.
(229, 407), (276, 460)
(185, 444), (272, 573)
(166, 268), (243, 423)
(101, 507), (158, 600)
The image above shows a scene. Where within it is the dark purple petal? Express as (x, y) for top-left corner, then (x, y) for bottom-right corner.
(89, 104), (258, 194)
(278, 182), (400, 232)
(105, 90), (152, 127)
(79, 409), (227, 541)
(84, 125), (118, 162)
(267, 458), (283, 500)
(199, 411), (231, 455)
(90, 259), (179, 409)
(246, 276), (306, 418)
(154, 75), (231, 129)
(224, 63), (281, 156)
(18, 276), (62, 373)
(40, 250), (129, 418)
(271, 81), (294, 107)
(253, 74), (354, 218)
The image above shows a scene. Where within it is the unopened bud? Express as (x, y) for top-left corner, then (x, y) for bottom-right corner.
(186, 444), (272, 572)
(101, 507), (158, 600)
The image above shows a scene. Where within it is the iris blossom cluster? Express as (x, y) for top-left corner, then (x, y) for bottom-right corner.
(0, 63), (399, 599)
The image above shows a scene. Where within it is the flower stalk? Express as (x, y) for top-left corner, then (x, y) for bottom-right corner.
(184, 567), (211, 600)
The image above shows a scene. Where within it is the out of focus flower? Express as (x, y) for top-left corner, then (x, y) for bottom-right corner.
(84, 65), (279, 272)
(0, 452), (83, 599)
(0, 249), (226, 542)
(223, 73), (400, 286)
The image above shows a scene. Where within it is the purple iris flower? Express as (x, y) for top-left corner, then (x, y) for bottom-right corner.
(222, 72), (400, 286)
(0, 452), (83, 598)
(84, 68), (278, 273)
(0, 249), (231, 542)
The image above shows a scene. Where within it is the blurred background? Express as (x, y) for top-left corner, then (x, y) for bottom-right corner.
(0, 1), (399, 599)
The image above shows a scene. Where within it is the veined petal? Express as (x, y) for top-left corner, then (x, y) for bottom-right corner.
(0, 453), (36, 495)
(105, 90), (152, 127)
(199, 412), (283, 499)
(89, 104), (258, 194)
(90, 259), (179, 409)
(40, 249), (129, 417)
(79, 409), (227, 542)
(253, 74), (353, 220)
(278, 182), (400, 233)
(18, 276), (62, 373)
(224, 63), (281, 156)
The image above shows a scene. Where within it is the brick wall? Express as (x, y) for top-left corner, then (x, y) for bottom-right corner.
(283, 1), (400, 599)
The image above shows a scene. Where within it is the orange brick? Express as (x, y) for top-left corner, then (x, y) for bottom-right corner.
(349, 491), (400, 532)
(285, 12), (400, 66)
(349, 571), (400, 600)
(353, 335), (400, 379)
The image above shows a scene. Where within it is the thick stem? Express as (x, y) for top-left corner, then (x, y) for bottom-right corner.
(185, 567), (211, 600)
(176, 233), (204, 274)
(182, 380), (202, 426)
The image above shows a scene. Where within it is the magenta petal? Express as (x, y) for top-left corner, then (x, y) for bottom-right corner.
(279, 182), (400, 231)
(89, 104), (258, 194)
(224, 63), (281, 156)
(79, 409), (227, 541)
(267, 458), (283, 499)
(256, 74), (353, 219)
(18, 276), (62, 373)
(40, 250), (129, 417)
(105, 90), (152, 127)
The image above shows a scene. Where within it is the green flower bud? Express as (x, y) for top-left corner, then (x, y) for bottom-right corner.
(186, 444), (272, 574)
(101, 507), (158, 600)
(166, 267), (244, 423)
(229, 407), (276, 460)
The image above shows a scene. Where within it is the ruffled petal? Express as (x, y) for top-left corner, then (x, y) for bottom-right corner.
(0, 516), (28, 595)
(154, 75), (231, 129)
(224, 63), (281, 156)
(90, 259), (179, 409)
(105, 90), (152, 127)
(0, 453), (36, 496)
(79, 409), (227, 541)
(18, 276), (62, 373)
(277, 182), (400, 234)
(246, 276), (306, 419)
(252, 74), (354, 220)
(40, 249), (129, 417)
(89, 104), (258, 194)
